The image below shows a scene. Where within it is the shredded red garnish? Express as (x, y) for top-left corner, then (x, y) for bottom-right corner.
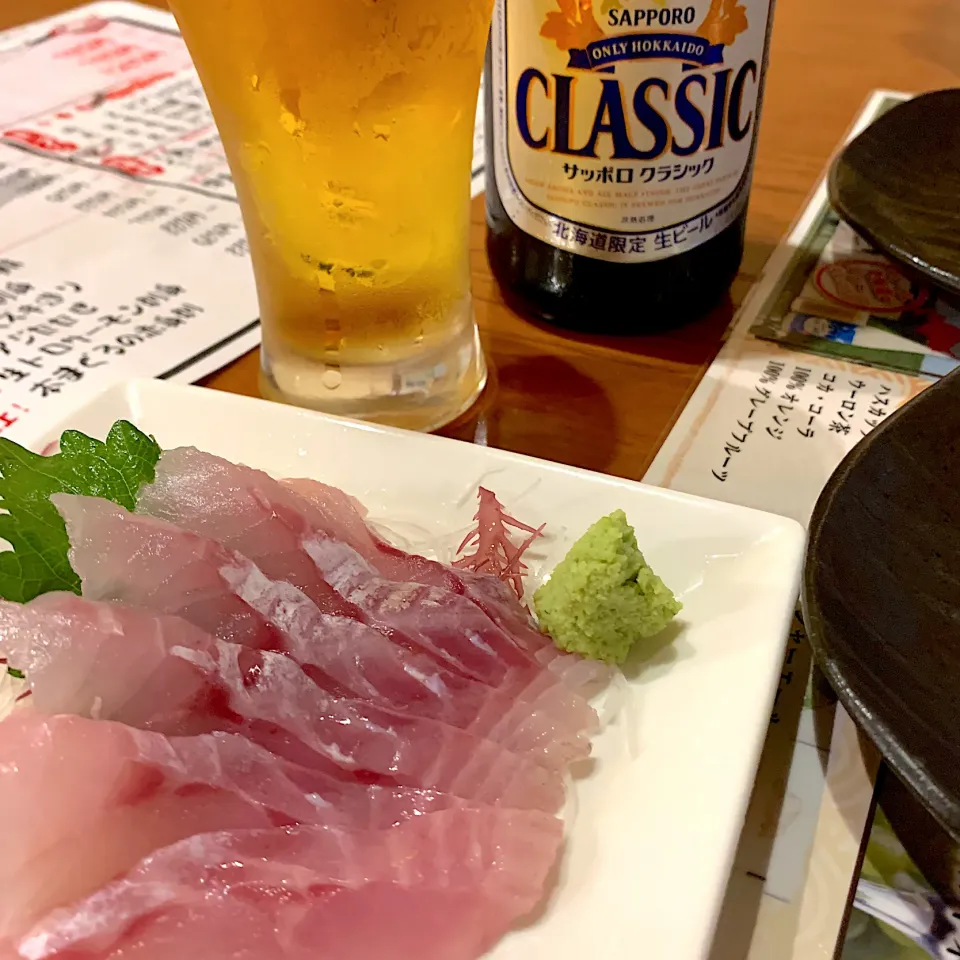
(452, 487), (545, 600)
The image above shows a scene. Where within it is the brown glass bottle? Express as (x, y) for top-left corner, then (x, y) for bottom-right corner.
(484, 0), (775, 334)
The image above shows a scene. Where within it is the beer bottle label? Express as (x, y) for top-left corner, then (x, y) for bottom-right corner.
(490, 0), (774, 262)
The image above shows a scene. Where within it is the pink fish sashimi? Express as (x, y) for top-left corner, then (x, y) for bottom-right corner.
(0, 712), (445, 941)
(59, 490), (517, 687)
(274, 472), (607, 692)
(51, 493), (288, 655)
(136, 449), (371, 619)
(137, 447), (609, 697)
(285, 475), (561, 646)
(13, 808), (562, 960)
(0, 593), (566, 810)
(139, 449), (545, 678)
(176, 642), (566, 810)
(0, 595), (470, 825)
(0, 594), (211, 729)
(54, 496), (596, 764)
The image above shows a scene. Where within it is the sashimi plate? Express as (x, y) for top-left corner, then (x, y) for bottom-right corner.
(29, 379), (805, 960)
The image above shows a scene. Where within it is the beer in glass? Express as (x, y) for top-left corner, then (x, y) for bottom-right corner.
(168, 0), (491, 430)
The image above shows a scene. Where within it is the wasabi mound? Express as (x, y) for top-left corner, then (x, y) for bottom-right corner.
(533, 510), (681, 665)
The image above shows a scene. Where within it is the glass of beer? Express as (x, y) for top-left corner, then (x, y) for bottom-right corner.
(167, 0), (490, 431)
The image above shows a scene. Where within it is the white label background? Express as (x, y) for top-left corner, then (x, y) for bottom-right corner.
(491, 0), (773, 262)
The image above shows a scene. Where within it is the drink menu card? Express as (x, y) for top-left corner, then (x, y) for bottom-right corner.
(0, 1), (486, 447)
(749, 211), (960, 380)
(645, 90), (931, 960)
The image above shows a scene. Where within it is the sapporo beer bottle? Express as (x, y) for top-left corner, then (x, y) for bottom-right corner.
(485, 0), (776, 332)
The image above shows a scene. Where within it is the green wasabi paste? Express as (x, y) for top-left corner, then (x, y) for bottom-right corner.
(533, 510), (681, 665)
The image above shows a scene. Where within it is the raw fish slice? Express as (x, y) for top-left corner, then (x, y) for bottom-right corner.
(52, 494), (287, 654)
(225, 562), (597, 765)
(19, 591), (593, 769)
(0, 712), (451, 940)
(54, 497), (596, 763)
(285, 479), (609, 692)
(138, 447), (609, 695)
(0, 597), (469, 823)
(134, 455), (362, 619)
(178, 642), (566, 810)
(139, 452), (539, 680)
(286, 475), (561, 650)
(0, 593), (224, 730)
(295, 528), (610, 697)
(58, 491), (508, 685)
(0, 593), (566, 809)
(221, 562), (573, 729)
(142, 448), (549, 664)
(13, 808), (562, 960)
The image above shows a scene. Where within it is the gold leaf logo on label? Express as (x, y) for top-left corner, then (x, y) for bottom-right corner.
(540, 0), (605, 52)
(696, 0), (748, 46)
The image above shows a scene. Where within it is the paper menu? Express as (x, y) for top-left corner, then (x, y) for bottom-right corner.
(0, 2), (488, 448)
(645, 90), (928, 960)
(748, 208), (960, 379)
(0, 3), (253, 445)
(652, 336), (927, 526)
(0, 12), (194, 125)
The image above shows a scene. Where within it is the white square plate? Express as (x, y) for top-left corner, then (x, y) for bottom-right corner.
(32, 379), (805, 960)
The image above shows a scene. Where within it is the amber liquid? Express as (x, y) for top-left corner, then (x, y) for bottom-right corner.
(168, 0), (491, 428)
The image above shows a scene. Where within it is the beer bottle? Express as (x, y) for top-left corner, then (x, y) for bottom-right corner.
(485, 0), (776, 333)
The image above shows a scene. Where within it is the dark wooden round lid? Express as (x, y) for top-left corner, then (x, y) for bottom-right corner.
(829, 89), (960, 297)
(803, 367), (960, 841)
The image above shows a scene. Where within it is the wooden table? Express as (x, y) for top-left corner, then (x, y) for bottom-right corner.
(1, 6), (958, 958)
(5, 0), (958, 479)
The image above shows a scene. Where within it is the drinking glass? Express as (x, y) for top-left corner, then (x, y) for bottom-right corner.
(167, 0), (491, 430)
